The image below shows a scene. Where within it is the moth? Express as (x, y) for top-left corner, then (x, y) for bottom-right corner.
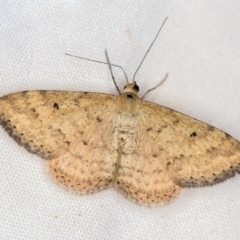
(1, 18), (239, 206)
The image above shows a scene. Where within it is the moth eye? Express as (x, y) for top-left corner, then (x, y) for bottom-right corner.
(124, 86), (126, 89)
(134, 84), (139, 92)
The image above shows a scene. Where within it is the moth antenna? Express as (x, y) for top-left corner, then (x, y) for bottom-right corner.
(133, 17), (168, 82)
(65, 53), (129, 85)
(105, 49), (121, 95)
(141, 73), (168, 100)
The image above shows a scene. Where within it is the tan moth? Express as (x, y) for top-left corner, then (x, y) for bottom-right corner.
(0, 18), (240, 206)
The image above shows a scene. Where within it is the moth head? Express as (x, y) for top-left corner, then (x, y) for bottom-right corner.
(123, 81), (139, 95)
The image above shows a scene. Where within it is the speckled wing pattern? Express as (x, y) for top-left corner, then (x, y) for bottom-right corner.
(0, 88), (240, 206)
(140, 101), (240, 188)
(0, 91), (119, 193)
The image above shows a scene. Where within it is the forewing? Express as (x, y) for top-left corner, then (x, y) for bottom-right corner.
(141, 101), (240, 187)
(0, 91), (116, 159)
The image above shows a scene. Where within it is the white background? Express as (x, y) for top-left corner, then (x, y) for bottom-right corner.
(0, 1), (240, 239)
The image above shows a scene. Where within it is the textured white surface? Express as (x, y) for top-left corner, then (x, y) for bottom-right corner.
(0, 1), (240, 239)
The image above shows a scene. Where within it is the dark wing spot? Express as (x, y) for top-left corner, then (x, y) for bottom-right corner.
(83, 141), (88, 145)
(53, 103), (59, 109)
(166, 162), (171, 170)
(152, 154), (158, 158)
(190, 132), (197, 137)
(173, 120), (179, 125)
(97, 117), (102, 122)
(147, 127), (152, 132)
